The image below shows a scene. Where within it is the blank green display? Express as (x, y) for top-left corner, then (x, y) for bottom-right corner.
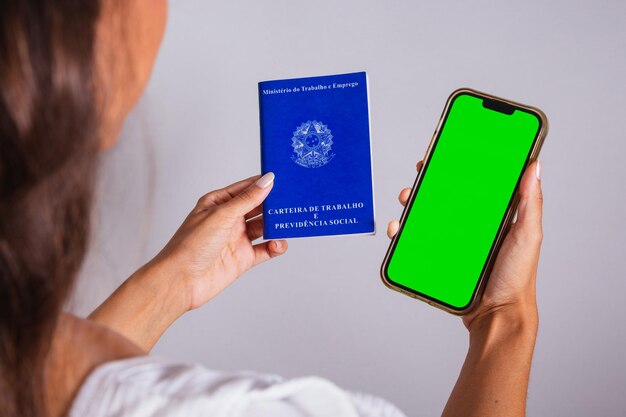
(386, 93), (540, 309)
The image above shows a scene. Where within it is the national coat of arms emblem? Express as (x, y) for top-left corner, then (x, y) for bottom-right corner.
(291, 120), (335, 168)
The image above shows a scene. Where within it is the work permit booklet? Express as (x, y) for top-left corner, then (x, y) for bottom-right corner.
(258, 71), (375, 239)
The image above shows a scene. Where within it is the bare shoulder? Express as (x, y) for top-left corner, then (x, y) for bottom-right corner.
(45, 313), (145, 417)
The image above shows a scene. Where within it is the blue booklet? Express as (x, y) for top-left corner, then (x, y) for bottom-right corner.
(259, 72), (375, 239)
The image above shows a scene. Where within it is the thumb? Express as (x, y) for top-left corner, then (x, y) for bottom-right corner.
(513, 160), (543, 245)
(223, 172), (275, 217)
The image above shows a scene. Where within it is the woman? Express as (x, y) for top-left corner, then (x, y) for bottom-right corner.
(0, 2), (543, 417)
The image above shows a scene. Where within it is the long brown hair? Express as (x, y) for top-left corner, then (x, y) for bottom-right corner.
(0, 2), (102, 416)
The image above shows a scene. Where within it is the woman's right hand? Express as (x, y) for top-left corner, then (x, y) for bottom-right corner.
(387, 160), (543, 330)
(461, 160), (543, 330)
(388, 160), (544, 417)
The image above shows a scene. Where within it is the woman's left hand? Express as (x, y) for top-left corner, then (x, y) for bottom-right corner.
(90, 173), (287, 350)
(147, 172), (287, 310)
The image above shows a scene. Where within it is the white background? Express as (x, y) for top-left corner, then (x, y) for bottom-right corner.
(73, 1), (626, 415)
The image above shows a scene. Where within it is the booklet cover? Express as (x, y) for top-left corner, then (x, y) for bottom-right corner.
(259, 71), (375, 239)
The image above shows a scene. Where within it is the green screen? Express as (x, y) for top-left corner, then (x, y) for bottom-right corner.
(386, 93), (540, 310)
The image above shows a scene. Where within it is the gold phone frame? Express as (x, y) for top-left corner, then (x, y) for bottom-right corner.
(380, 88), (549, 315)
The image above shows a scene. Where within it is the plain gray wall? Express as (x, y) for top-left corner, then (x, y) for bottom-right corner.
(71, 0), (626, 416)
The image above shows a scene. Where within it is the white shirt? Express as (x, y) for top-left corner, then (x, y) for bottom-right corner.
(70, 356), (407, 417)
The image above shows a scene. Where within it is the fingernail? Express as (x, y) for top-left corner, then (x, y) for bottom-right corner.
(535, 160), (542, 181)
(256, 172), (275, 188)
(273, 240), (282, 251)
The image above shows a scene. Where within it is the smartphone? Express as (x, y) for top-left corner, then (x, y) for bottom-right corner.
(380, 88), (548, 315)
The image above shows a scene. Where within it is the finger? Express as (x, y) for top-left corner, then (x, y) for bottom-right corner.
(394, 160), (422, 207)
(511, 207), (519, 224)
(387, 220), (400, 239)
(512, 160), (543, 245)
(246, 216), (264, 241)
(252, 239), (288, 267)
(221, 172), (275, 217)
(398, 188), (411, 206)
(194, 175), (259, 212)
